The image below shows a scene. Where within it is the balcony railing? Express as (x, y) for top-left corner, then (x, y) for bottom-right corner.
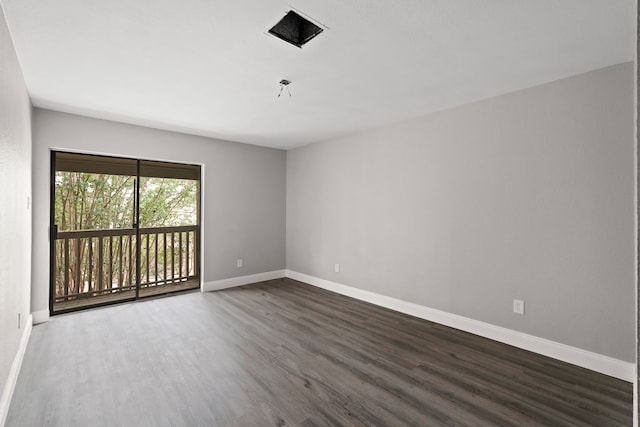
(54, 225), (199, 306)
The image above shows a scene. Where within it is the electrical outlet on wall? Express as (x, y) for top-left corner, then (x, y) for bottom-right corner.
(513, 299), (525, 315)
(237, 259), (243, 268)
(334, 263), (340, 273)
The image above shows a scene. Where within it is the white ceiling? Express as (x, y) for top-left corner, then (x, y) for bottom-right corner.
(1, 0), (636, 149)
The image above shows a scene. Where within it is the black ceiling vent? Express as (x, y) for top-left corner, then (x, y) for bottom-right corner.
(268, 10), (324, 48)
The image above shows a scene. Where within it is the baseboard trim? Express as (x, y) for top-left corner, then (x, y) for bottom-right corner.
(285, 270), (635, 382)
(203, 270), (286, 292)
(0, 314), (32, 426)
(32, 309), (49, 325)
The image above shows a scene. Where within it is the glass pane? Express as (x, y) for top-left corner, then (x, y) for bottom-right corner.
(138, 177), (198, 228)
(55, 171), (135, 231)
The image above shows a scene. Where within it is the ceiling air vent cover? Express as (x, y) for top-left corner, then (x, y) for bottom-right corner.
(268, 10), (324, 48)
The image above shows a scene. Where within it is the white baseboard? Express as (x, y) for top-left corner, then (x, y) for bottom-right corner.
(285, 270), (635, 382)
(203, 270), (286, 292)
(0, 314), (32, 427)
(32, 309), (49, 325)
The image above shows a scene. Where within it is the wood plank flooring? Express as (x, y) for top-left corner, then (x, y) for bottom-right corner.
(7, 277), (632, 426)
(53, 279), (200, 313)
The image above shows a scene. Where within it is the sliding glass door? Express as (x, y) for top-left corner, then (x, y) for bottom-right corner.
(137, 160), (200, 298)
(50, 152), (200, 314)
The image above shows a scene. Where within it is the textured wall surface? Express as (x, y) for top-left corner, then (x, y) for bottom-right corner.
(0, 1), (32, 418)
(287, 63), (635, 362)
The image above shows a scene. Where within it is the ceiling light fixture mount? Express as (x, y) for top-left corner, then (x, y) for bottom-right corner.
(278, 79), (292, 98)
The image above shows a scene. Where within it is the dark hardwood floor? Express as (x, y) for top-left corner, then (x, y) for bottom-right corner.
(53, 279), (200, 313)
(7, 277), (632, 426)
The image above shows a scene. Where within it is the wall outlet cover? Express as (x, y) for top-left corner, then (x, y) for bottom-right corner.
(513, 299), (525, 315)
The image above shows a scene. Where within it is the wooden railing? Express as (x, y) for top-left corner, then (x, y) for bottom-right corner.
(54, 225), (198, 303)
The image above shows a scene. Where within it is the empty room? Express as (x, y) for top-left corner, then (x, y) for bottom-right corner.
(0, 1), (638, 426)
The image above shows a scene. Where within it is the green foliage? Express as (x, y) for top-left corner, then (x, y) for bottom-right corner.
(139, 177), (198, 227)
(55, 172), (135, 230)
(54, 172), (199, 300)
(55, 172), (198, 230)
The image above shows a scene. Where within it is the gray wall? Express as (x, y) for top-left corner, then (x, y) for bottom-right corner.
(0, 1), (32, 415)
(287, 62), (635, 362)
(32, 109), (286, 317)
(636, 3), (639, 418)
